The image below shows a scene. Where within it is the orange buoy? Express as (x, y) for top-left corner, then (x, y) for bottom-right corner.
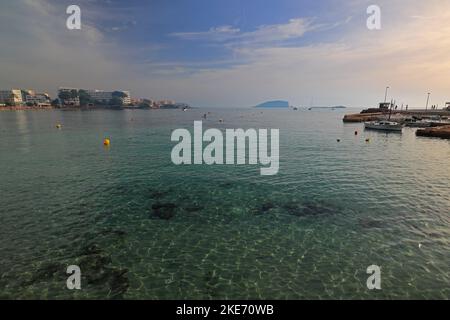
(103, 138), (110, 146)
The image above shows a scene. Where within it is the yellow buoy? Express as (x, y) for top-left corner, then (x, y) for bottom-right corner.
(103, 138), (110, 146)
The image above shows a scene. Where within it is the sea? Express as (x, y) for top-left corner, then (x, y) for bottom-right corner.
(0, 108), (449, 299)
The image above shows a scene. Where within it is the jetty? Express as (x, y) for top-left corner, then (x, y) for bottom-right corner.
(343, 110), (450, 122)
(343, 102), (450, 123)
(343, 112), (384, 123)
(416, 125), (450, 139)
(343, 102), (450, 139)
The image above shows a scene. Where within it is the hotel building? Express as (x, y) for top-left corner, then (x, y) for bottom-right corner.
(58, 87), (131, 106)
(0, 89), (24, 105)
(25, 93), (51, 106)
(86, 89), (131, 105)
(58, 87), (80, 106)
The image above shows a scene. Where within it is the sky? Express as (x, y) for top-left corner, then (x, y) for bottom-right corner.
(1, 0), (450, 108)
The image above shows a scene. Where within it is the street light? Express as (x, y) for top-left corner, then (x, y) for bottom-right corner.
(384, 86), (390, 103)
(426, 93), (431, 111)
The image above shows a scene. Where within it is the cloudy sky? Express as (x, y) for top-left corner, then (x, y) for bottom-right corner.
(1, 0), (450, 108)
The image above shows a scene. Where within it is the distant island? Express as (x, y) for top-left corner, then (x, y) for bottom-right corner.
(308, 106), (346, 110)
(255, 100), (289, 108)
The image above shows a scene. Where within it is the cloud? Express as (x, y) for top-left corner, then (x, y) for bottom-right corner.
(141, 0), (450, 107)
(170, 18), (316, 47)
(170, 25), (241, 41)
(243, 18), (314, 42)
(0, 0), (135, 94)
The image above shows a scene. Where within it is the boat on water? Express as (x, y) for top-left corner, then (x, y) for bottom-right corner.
(364, 120), (403, 132)
(404, 120), (433, 128)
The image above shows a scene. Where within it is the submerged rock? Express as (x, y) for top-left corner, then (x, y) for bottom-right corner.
(150, 191), (168, 199)
(19, 240), (130, 298)
(149, 187), (172, 199)
(151, 203), (177, 220)
(283, 201), (335, 217)
(220, 182), (234, 188)
(109, 268), (129, 299)
(99, 228), (127, 237)
(255, 202), (276, 215)
(36, 262), (63, 278)
(301, 202), (335, 216)
(76, 244), (130, 298)
(184, 204), (204, 212)
(262, 202), (275, 211)
(79, 253), (113, 273)
(30, 262), (65, 283)
(358, 218), (384, 229)
(80, 243), (103, 256)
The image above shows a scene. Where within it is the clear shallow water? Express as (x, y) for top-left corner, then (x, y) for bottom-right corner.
(0, 109), (449, 299)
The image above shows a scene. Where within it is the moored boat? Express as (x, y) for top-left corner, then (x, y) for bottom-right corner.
(404, 120), (432, 128)
(364, 120), (403, 132)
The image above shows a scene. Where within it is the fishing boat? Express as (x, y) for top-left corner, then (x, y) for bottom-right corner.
(404, 119), (432, 128)
(363, 98), (403, 132)
(364, 120), (403, 132)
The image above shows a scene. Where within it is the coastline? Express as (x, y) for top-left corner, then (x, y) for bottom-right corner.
(0, 106), (54, 111)
(343, 110), (450, 122)
(0, 105), (188, 111)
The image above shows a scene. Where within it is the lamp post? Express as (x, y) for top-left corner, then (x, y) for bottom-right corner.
(384, 86), (390, 103)
(426, 93), (430, 111)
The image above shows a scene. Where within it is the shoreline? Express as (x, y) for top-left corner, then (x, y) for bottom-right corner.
(0, 105), (188, 111)
(343, 110), (450, 122)
(416, 125), (450, 139)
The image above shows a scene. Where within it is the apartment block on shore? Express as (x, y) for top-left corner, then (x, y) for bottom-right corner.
(0, 89), (51, 107)
(58, 87), (131, 106)
(0, 89), (23, 106)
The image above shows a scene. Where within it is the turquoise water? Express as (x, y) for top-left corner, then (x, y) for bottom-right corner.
(0, 109), (449, 299)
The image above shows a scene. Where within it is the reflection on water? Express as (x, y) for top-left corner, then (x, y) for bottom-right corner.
(0, 109), (449, 299)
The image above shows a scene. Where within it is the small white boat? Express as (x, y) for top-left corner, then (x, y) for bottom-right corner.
(364, 120), (403, 132)
(404, 120), (432, 128)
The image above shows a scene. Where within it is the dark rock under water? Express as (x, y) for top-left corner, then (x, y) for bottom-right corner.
(149, 189), (171, 199)
(77, 243), (129, 298)
(184, 204), (204, 212)
(16, 241), (130, 299)
(255, 200), (336, 217)
(151, 202), (177, 220)
(256, 202), (276, 215)
(283, 201), (335, 217)
(99, 228), (127, 237)
(23, 261), (66, 286)
(358, 218), (385, 229)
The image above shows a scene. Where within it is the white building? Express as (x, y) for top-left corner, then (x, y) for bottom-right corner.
(21, 89), (35, 101)
(86, 89), (131, 105)
(58, 87), (80, 106)
(86, 89), (112, 103)
(26, 93), (51, 106)
(57, 87), (131, 106)
(120, 91), (131, 105)
(0, 89), (23, 105)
